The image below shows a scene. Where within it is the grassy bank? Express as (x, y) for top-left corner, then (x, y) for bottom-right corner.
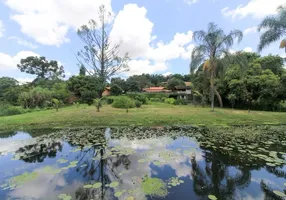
(0, 103), (286, 131)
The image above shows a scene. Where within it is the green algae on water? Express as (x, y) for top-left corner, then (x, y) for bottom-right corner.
(141, 177), (167, 197)
(9, 171), (39, 188)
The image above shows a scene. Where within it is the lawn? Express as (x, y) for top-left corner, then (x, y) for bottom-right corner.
(0, 103), (286, 131)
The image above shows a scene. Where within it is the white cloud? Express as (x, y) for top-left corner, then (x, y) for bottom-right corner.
(243, 26), (257, 35)
(184, 0), (199, 5)
(243, 47), (253, 52)
(110, 4), (153, 58)
(163, 72), (172, 77)
(8, 36), (38, 49)
(221, 0), (286, 19)
(4, 0), (113, 46)
(110, 4), (194, 75)
(0, 51), (39, 70)
(0, 19), (5, 37)
(16, 77), (35, 84)
(126, 60), (168, 76)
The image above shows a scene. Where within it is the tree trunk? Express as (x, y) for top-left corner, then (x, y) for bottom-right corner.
(214, 87), (223, 108)
(210, 71), (215, 112)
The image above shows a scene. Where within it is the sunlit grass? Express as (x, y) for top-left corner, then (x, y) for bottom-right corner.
(0, 103), (285, 131)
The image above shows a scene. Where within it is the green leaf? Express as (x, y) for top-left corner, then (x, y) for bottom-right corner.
(273, 190), (286, 197)
(208, 195), (217, 200)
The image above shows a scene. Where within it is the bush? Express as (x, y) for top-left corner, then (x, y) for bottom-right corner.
(175, 99), (188, 105)
(112, 96), (135, 109)
(127, 93), (169, 100)
(80, 90), (98, 105)
(164, 98), (176, 105)
(150, 97), (161, 102)
(135, 100), (142, 108)
(105, 97), (114, 105)
(0, 102), (24, 116)
(19, 87), (52, 109)
(135, 94), (148, 104)
(110, 84), (123, 96)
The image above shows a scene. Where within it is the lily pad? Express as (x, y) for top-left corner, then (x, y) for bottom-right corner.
(83, 184), (93, 189)
(109, 181), (119, 188)
(208, 195), (217, 200)
(114, 191), (123, 197)
(93, 182), (102, 189)
(57, 159), (68, 164)
(141, 177), (167, 197)
(138, 159), (148, 163)
(58, 193), (72, 200)
(273, 190), (286, 197)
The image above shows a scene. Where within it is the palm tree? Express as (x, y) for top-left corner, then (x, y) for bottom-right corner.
(190, 22), (243, 111)
(258, 5), (286, 52)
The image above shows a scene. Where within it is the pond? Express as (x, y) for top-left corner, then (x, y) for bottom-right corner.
(0, 126), (286, 200)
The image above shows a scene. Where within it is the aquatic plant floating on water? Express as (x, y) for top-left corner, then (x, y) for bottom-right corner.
(58, 193), (72, 200)
(8, 171), (39, 189)
(57, 159), (68, 164)
(273, 190), (286, 197)
(168, 177), (184, 187)
(141, 177), (168, 197)
(109, 181), (119, 188)
(208, 195), (217, 200)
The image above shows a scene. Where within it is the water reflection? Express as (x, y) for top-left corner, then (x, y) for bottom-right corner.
(0, 127), (285, 200)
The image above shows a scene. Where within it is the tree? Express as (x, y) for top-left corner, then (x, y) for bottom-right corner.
(166, 78), (185, 91)
(0, 77), (18, 100)
(110, 84), (123, 96)
(17, 56), (65, 80)
(79, 65), (86, 76)
(52, 98), (60, 112)
(93, 98), (103, 112)
(111, 77), (128, 93)
(190, 22), (243, 111)
(77, 5), (129, 95)
(67, 76), (104, 98)
(126, 75), (151, 92)
(258, 5), (286, 52)
(255, 54), (284, 75)
(227, 94), (237, 109)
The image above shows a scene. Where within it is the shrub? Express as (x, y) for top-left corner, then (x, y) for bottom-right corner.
(0, 102), (24, 116)
(175, 99), (188, 105)
(52, 98), (60, 112)
(80, 90), (98, 105)
(135, 94), (148, 104)
(127, 93), (169, 99)
(93, 98), (103, 112)
(135, 100), (142, 108)
(112, 96), (135, 109)
(105, 97), (114, 105)
(110, 84), (123, 96)
(19, 87), (52, 109)
(164, 98), (176, 105)
(150, 97), (161, 102)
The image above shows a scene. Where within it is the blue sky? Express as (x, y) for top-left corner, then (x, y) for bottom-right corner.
(0, 0), (285, 83)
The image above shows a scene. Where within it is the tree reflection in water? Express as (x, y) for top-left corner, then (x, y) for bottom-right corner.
(190, 150), (252, 200)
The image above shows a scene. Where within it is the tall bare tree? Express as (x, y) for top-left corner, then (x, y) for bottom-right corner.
(77, 5), (129, 93)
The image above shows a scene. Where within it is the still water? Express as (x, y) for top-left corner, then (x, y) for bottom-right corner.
(0, 127), (285, 200)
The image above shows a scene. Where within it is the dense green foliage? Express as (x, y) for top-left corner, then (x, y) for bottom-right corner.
(110, 84), (123, 96)
(0, 102), (26, 116)
(67, 75), (103, 98)
(112, 96), (135, 110)
(17, 56), (64, 79)
(166, 78), (185, 90)
(190, 22), (243, 111)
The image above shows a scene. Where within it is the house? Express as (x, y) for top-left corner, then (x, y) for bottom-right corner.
(102, 87), (111, 96)
(142, 87), (171, 93)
